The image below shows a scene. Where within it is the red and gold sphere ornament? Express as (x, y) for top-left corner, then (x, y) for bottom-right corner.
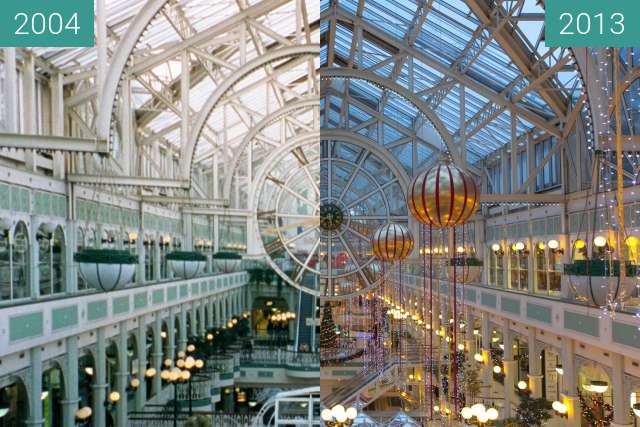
(371, 223), (414, 262)
(408, 160), (479, 228)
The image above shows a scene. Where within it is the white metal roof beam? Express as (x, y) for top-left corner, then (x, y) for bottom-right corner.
(68, 175), (190, 189)
(327, 5), (561, 138)
(465, 0), (567, 117)
(0, 133), (109, 154)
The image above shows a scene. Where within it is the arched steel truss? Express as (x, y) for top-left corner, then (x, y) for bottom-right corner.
(252, 131), (320, 296)
(222, 96), (320, 201)
(321, 67), (466, 169)
(180, 44), (319, 181)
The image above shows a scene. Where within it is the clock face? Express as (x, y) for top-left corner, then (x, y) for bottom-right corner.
(319, 203), (344, 231)
(254, 137), (409, 299)
(319, 139), (409, 300)
(255, 138), (321, 296)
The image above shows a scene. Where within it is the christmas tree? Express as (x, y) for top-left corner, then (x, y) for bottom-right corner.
(515, 391), (552, 427)
(320, 301), (338, 350)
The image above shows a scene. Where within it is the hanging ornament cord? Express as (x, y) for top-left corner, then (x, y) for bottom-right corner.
(381, 260), (386, 372)
(429, 224), (434, 419)
(399, 259), (403, 372)
(461, 225), (466, 323)
(420, 223), (426, 422)
(453, 226), (459, 415)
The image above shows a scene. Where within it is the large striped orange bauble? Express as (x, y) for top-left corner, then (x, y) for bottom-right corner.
(371, 223), (414, 262)
(408, 161), (479, 228)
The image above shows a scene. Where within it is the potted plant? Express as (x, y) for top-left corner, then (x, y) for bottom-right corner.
(212, 251), (243, 273)
(564, 260), (636, 307)
(74, 249), (137, 292)
(166, 251), (207, 279)
(447, 257), (483, 284)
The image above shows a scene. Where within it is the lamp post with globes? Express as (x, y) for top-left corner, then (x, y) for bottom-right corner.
(74, 406), (92, 426)
(178, 344), (204, 416)
(160, 364), (191, 427)
(460, 404), (499, 426)
(161, 345), (204, 420)
(320, 405), (358, 426)
(73, 390), (122, 426)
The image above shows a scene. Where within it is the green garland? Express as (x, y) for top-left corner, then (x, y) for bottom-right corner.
(212, 251), (243, 260)
(578, 389), (613, 427)
(565, 260), (638, 277)
(166, 251), (207, 261)
(74, 249), (137, 264)
(449, 257), (483, 266)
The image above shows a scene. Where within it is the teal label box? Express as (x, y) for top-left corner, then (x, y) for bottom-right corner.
(0, 0), (94, 47)
(546, 0), (639, 47)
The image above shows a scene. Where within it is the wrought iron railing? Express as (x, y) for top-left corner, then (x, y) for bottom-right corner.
(128, 412), (254, 427)
(176, 374), (215, 403)
(239, 347), (319, 368)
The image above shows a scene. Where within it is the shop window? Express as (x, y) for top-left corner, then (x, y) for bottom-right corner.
(76, 227), (87, 291)
(489, 243), (504, 287)
(508, 242), (528, 291)
(11, 222), (30, 300)
(534, 242), (547, 292)
(38, 225), (65, 296)
(160, 235), (171, 279)
(534, 241), (562, 296)
(144, 235), (155, 282)
(572, 239), (587, 261)
(0, 229), (10, 301)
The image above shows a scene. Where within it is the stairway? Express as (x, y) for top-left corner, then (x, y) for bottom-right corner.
(323, 361), (400, 409)
(323, 344), (425, 409)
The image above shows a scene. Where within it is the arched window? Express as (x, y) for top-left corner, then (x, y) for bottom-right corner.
(160, 235), (171, 279)
(42, 365), (65, 426)
(12, 222), (30, 300)
(78, 352), (95, 411)
(38, 225), (65, 296)
(144, 235), (155, 282)
(145, 326), (155, 399)
(0, 228), (10, 301)
(0, 379), (29, 426)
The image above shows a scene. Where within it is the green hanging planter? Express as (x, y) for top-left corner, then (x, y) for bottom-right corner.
(564, 260), (638, 307)
(447, 257), (483, 284)
(166, 251), (206, 279)
(212, 251), (242, 273)
(74, 249), (137, 292)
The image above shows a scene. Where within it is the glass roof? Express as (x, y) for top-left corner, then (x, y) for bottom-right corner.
(29, 0), (320, 171)
(321, 0), (583, 162)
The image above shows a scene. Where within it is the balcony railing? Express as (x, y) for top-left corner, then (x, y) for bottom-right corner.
(176, 374), (216, 404)
(128, 412), (254, 427)
(240, 347), (319, 369)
